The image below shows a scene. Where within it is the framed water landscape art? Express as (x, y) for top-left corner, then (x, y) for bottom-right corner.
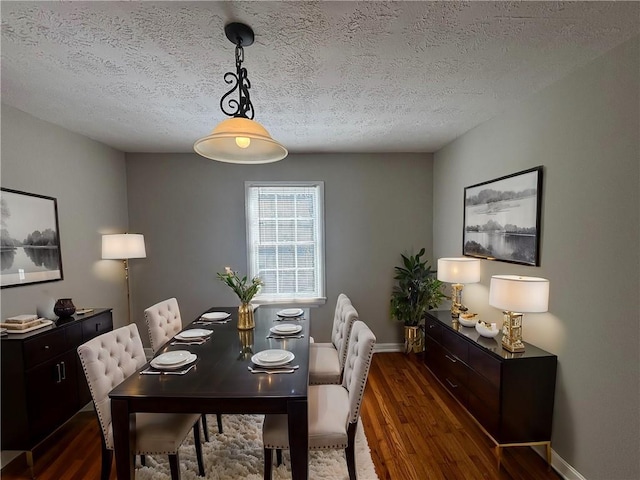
(1, 188), (64, 288)
(463, 166), (543, 266)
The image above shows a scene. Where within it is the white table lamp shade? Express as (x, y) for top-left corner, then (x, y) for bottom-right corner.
(489, 275), (549, 312)
(437, 258), (481, 284)
(102, 234), (146, 259)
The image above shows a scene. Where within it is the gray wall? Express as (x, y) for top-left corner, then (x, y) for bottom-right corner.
(433, 37), (639, 479)
(0, 105), (131, 327)
(125, 152), (433, 346)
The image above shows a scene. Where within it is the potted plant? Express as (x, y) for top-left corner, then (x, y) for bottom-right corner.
(390, 248), (446, 353)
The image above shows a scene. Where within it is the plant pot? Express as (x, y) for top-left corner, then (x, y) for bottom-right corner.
(237, 303), (255, 330)
(404, 325), (423, 354)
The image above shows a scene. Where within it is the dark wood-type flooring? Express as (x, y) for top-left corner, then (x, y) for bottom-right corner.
(2, 352), (561, 480)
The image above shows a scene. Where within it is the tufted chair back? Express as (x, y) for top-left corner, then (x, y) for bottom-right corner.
(77, 324), (147, 449)
(334, 303), (359, 371)
(145, 298), (183, 352)
(341, 320), (376, 425)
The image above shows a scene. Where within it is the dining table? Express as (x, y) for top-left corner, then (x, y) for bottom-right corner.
(109, 306), (310, 480)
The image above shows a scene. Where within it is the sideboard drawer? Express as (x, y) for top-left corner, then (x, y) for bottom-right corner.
(81, 311), (113, 340)
(441, 328), (468, 363)
(425, 316), (441, 342)
(24, 330), (66, 370)
(467, 369), (500, 413)
(469, 345), (501, 388)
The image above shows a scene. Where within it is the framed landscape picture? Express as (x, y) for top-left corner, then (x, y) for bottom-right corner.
(463, 166), (543, 266)
(1, 188), (64, 288)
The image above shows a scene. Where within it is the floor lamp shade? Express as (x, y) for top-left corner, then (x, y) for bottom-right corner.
(102, 234), (146, 260)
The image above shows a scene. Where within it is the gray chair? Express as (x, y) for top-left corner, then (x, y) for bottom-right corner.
(77, 323), (205, 480)
(262, 320), (376, 480)
(308, 294), (358, 384)
(145, 297), (223, 438)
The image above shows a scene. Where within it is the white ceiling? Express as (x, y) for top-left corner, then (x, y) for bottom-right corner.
(1, 1), (638, 154)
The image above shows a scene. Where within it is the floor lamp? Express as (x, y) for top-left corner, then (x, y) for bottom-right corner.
(102, 234), (146, 324)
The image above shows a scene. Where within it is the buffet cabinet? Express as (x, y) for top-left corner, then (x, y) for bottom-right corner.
(424, 310), (557, 460)
(1, 308), (113, 451)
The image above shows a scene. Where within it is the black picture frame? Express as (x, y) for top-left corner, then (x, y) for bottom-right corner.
(463, 166), (543, 266)
(1, 188), (64, 288)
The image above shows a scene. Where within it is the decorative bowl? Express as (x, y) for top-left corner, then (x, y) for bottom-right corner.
(458, 313), (478, 328)
(475, 320), (500, 338)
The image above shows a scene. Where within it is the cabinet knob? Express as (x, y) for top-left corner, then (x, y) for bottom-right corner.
(44, 345), (50, 350)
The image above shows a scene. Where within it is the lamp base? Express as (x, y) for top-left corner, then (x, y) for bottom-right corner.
(501, 311), (526, 352)
(450, 284), (464, 317)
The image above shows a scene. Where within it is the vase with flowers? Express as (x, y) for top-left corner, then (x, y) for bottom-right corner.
(217, 267), (263, 330)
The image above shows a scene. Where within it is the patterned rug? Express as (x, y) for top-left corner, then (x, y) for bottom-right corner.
(135, 414), (379, 480)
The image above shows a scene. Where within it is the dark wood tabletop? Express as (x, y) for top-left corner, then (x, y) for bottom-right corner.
(109, 306), (310, 480)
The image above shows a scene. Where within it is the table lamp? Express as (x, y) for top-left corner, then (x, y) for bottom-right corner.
(102, 234), (146, 324)
(489, 275), (549, 352)
(437, 258), (481, 317)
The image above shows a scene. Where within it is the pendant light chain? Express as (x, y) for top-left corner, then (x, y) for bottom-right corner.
(219, 38), (254, 120)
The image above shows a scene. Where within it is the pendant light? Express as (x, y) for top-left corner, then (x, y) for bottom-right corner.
(194, 23), (287, 164)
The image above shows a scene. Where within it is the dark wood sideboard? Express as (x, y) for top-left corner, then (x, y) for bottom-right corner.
(1, 308), (113, 454)
(423, 310), (557, 466)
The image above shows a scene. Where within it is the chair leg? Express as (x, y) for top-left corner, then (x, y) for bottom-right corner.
(99, 434), (112, 480)
(193, 422), (205, 476)
(263, 448), (273, 480)
(345, 422), (358, 480)
(201, 414), (210, 442)
(168, 453), (181, 480)
(216, 413), (223, 434)
(276, 448), (283, 467)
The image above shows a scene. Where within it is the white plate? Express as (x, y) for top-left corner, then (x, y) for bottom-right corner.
(251, 349), (295, 367)
(276, 308), (304, 318)
(150, 353), (197, 370)
(175, 329), (213, 340)
(201, 312), (230, 321)
(152, 350), (191, 366)
(270, 324), (302, 335)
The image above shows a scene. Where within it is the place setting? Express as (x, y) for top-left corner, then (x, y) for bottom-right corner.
(140, 350), (198, 375)
(275, 308), (305, 321)
(248, 349), (298, 374)
(266, 323), (304, 340)
(194, 311), (231, 325)
(170, 328), (213, 345)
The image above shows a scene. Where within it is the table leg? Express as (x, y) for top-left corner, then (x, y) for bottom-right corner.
(112, 398), (136, 480)
(288, 399), (308, 480)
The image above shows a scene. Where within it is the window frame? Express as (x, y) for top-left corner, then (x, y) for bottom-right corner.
(245, 180), (326, 306)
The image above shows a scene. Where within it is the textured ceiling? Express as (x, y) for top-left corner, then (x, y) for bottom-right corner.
(1, 1), (638, 154)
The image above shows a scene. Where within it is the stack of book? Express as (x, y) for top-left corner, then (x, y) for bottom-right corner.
(1, 314), (43, 330)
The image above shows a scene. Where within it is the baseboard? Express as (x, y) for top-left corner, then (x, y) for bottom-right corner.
(373, 343), (404, 353)
(531, 445), (586, 480)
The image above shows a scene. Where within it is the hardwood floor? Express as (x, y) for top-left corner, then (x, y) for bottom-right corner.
(1, 352), (561, 479)
(361, 353), (561, 480)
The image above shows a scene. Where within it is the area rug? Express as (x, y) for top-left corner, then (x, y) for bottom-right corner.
(135, 414), (379, 480)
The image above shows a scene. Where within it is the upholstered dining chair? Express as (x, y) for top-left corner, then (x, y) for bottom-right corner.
(262, 320), (376, 480)
(77, 323), (205, 480)
(144, 297), (223, 438)
(308, 294), (358, 385)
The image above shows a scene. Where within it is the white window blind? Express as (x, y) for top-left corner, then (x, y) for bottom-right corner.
(245, 182), (325, 304)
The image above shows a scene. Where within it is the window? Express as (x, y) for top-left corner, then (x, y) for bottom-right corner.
(245, 181), (325, 304)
